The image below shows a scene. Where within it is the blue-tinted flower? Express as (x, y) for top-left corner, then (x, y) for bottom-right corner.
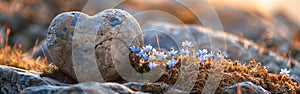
(143, 45), (153, 52)
(156, 52), (167, 59)
(280, 68), (290, 76)
(200, 57), (207, 62)
(136, 49), (145, 57)
(167, 59), (178, 68)
(180, 49), (190, 56)
(148, 62), (158, 69)
(148, 49), (158, 60)
(182, 41), (193, 48)
(143, 55), (149, 61)
(130, 46), (140, 52)
(196, 49), (208, 57)
(199, 53), (213, 62)
(168, 50), (178, 57)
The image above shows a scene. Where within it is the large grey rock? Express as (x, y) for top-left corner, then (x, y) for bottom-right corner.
(22, 82), (140, 94)
(0, 65), (63, 94)
(47, 9), (143, 82)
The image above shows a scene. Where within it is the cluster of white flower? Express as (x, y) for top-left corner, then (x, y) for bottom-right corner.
(131, 41), (292, 77)
(130, 41), (215, 70)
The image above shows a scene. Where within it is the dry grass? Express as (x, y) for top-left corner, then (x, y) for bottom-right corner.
(0, 27), (56, 72)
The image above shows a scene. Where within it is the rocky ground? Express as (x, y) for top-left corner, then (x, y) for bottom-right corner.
(0, 62), (289, 94)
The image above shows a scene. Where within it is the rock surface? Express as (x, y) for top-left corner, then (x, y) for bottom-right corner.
(0, 65), (61, 94)
(0, 65), (152, 94)
(47, 9), (143, 82)
(15, 78), (277, 94)
(22, 82), (139, 94)
(0, 65), (150, 94)
(124, 82), (187, 94)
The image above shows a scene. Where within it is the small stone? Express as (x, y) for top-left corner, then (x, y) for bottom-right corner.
(47, 9), (143, 82)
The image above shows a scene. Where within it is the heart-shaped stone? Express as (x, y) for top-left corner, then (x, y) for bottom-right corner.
(47, 9), (144, 82)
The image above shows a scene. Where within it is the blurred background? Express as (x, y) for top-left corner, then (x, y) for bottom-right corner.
(0, 0), (299, 62)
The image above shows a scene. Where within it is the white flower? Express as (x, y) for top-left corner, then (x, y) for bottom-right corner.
(280, 68), (290, 76)
(143, 45), (153, 52)
(148, 62), (158, 69)
(182, 41), (193, 48)
(204, 53), (213, 59)
(180, 49), (190, 56)
(156, 52), (167, 59)
(168, 50), (178, 57)
(216, 51), (228, 59)
(152, 48), (157, 54)
(202, 49), (208, 54)
(149, 54), (157, 60)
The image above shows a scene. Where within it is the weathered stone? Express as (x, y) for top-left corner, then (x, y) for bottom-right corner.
(0, 65), (63, 94)
(223, 82), (270, 94)
(47, 9), (143, 82)
(22, 82), (141, 94)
